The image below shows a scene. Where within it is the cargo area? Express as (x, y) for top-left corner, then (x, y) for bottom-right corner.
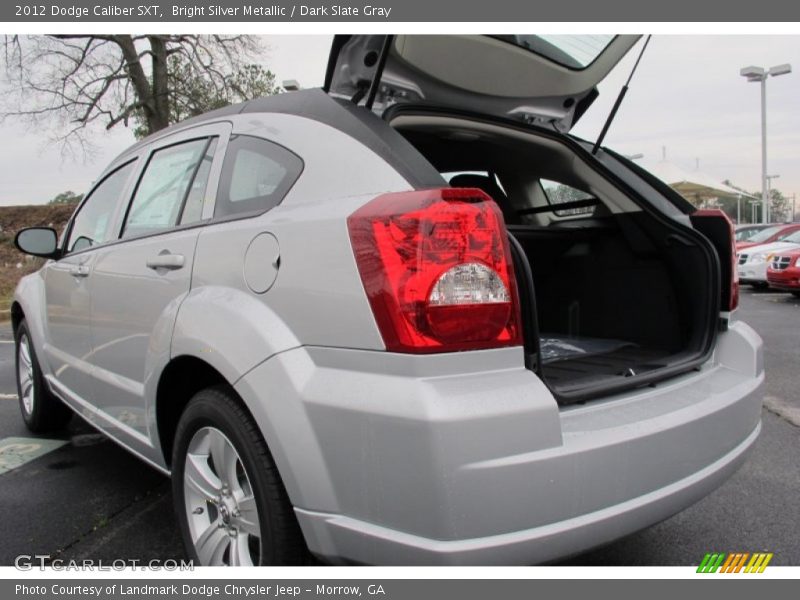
(391, 112), (720, 402)
(509, 216), (715, 401)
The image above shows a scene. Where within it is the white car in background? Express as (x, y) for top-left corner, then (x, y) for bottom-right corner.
(737, 231), (800, 287)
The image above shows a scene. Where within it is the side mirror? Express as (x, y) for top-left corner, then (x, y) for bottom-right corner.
(15, 227), (60, 259)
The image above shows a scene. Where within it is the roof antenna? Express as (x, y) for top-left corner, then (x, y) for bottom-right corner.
(592, 35), (652, 155)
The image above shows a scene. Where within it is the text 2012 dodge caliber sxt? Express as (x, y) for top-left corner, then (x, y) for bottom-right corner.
(12, 35), (763, 565)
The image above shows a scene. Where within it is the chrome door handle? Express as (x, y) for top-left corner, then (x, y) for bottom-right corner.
(69, 265), (90, 278)
(146, 253), (185, 270)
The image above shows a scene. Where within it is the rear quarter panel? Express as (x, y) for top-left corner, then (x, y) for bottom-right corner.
(167, 113), (418, 458)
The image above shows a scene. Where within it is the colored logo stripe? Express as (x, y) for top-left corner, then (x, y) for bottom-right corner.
(744, 553), (773, 573)
(697, 552), (773, 573)
(720, 553), (749, 573)
(697, 553), (726, 573)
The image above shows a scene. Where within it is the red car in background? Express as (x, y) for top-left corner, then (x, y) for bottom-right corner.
(737, 223), (800, 251)
(767, 249), (800, 297)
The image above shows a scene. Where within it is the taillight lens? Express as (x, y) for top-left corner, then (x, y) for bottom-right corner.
(347, 188), (522, 353)
(725, 216), (739, 311)
(694, 209), (739, 311)
(731, 244), (740, 310)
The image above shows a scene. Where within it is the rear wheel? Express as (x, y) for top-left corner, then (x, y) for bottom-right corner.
(15, 319), (72, 433)
(171, 387), (307, 566)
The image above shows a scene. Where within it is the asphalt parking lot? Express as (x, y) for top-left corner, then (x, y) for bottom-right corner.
(0, 288), (798, 567)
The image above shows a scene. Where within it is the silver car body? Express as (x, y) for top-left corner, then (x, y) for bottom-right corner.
(14, 83), (763, 564)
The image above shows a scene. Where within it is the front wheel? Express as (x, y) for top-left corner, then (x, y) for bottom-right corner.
(171, 387), (307, 566)
(15, 319), (72, 433)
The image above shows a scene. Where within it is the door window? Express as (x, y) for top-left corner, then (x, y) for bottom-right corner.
(122, 138), (210, 239)
(179, 138), (218, 225)
(775, 227), (800, 241)
(66, 161), (136, 254)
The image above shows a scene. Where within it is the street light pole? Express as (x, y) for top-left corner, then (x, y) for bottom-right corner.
(737, 194), (742, 224)
(766, 174), (780, 222)
(740, 63), (792, 224)
(760, 77), (767, 222)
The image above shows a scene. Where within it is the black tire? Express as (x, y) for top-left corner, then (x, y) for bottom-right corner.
(171, 386), (307, 566)
(15, 319), (72, 433)
(750, 282), (769, 290)
(792, 291), (800, 298)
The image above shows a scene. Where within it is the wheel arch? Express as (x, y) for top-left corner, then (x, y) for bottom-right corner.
(153, 353), (296, 500)
(11, 301), (24, 334)
(10, 273), (50, 377)
(154, 355), (229, 468)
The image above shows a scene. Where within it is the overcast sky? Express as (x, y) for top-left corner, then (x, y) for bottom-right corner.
(0, 34), (797, 206)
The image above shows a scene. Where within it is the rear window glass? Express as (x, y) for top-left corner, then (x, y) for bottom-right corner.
(215, 135), (302, 218)
(490, 35), (615, 69)
(541, 179), (596, 217)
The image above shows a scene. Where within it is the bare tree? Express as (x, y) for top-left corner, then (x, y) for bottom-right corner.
(1, 35), (268, 156)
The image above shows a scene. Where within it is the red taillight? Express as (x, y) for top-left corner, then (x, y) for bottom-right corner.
(721, 212), (739, 312)
(694, 209), (739, 312)
(347, 188), (522, 353)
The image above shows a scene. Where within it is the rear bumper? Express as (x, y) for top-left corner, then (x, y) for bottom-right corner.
(236, 321), (763, 565)
(297, 422), (759, 565)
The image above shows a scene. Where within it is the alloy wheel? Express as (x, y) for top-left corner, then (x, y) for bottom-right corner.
(17, 334), (35, 416)
(183, 426), (261, 566)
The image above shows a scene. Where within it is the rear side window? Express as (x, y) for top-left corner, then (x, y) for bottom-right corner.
(66, 161), (136, 254)
(215, 135), (302, 218)
(122, 138), (212, 239)
(540, 179), (596, 217)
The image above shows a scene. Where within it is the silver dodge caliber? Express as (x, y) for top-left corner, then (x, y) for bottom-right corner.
(12, 35), (763, 566)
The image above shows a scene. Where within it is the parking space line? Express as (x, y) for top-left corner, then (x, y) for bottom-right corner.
(764, 396), (800, 428)
(0, 436), (68, 474)
(0, 340), (14, 344)
(754, 292), (795, 296)
(0, 393), (18, 400)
